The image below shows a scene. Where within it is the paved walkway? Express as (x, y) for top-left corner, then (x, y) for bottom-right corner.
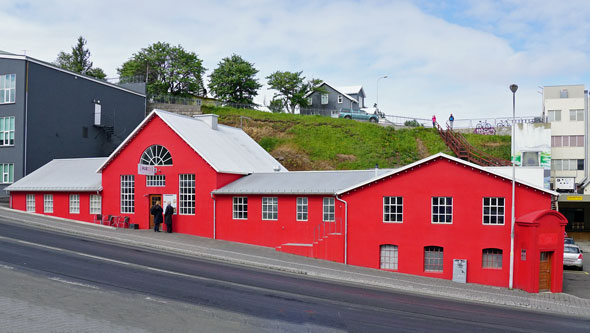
(2, 206), (590, 320)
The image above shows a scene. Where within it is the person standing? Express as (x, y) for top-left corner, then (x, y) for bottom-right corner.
(432, 115), (437, 127)
(449, 114), (455, 129)
(151, 201), (163, 232)
(164, 202), (174, 234)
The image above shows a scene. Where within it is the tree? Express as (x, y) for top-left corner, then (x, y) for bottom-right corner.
(266, 71), (323, 113)
(55, 36), (106, 79)
(118, 42), (206, 97)
(208, 54), (262, 106)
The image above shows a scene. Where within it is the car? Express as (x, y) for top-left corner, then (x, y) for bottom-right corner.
(564, 237), (575, 245)
(563, 245), (583, 271)
(338, 108), (379, 123)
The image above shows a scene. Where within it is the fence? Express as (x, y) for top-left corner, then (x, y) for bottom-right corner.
(382, 114), (542, 129)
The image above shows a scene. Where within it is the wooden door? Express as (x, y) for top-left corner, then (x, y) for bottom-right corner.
(148, 194), (162, 229)
(539, 251), (552, 291)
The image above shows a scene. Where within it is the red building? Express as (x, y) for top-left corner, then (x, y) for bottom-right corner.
(6, 110), (567, 292)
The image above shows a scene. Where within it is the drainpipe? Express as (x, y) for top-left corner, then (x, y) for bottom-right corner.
(335, 195), (348, 264)
(579, 90), (589, 191)
(23, 58), (29, 176)
(211, 193), (216, 240)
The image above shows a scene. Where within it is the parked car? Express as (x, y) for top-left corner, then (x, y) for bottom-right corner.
(338, 108), (379, 123)
(563, 245), (584, 270)
(564, 237), (575, 245)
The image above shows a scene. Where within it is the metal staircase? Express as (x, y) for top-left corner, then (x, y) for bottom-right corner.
(435, 122), (512, 167)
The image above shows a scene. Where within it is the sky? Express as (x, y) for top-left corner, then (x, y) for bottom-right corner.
(2, 0), (590, 120)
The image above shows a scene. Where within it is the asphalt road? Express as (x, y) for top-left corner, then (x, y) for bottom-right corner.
(563, 248), (590, 299)
(0, 219), (588, 332)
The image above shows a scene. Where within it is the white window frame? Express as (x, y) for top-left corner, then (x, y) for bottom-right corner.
(262, 197), (278, 220)
(89, 194), (101, 215)
(179, 174), (195, 215)
(0, 74), (16, 104)
(307, 97), (312, 106)
(323, 197), (335, 222)
(424, 246), (444, 272)
(548, 110), (561, 122)
(120, 175), (135, 213)
(296, 197), (308, 221)
(337, 95), (343, 104)
(26, 194), (35, 212)
(482, 248), (503, 269)
(233, 197), (248, 220)
(69, 194), (80, 214)
(0, 163), (14, 184)
(432, 197), (452, 224)
(140, 144), (173, 166)
(570, 109), (584, 121)
(482, 197), (505, 225)
(146, 174), (166, 187)
(380, 244), (398, 270)
(321, 94), (329, 105)
(44, 194), (53, 213)
(0, 116), (15, 146)
(383, 196), (403, 223)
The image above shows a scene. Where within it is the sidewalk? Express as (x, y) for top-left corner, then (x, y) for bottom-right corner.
(2, 206), (590, 319)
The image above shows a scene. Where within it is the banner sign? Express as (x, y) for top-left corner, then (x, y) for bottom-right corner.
(138, 164), (155, 175)
(163, 194), (177, 214)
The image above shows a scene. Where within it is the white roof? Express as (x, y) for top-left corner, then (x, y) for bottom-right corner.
(304, 82), (359, 103)
(337, 85), (364, 96)
(97, 110), (286, 174)
(6, 158), (106, 192)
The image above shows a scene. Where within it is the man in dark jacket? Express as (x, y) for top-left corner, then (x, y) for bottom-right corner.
(151, 201), (163, 232)
(164, 202), (174, 233)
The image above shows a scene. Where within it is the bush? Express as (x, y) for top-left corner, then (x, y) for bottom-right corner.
(404, 119), (422, 127)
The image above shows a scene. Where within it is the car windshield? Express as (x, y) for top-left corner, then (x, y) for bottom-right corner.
(564, 246), (580, 254)
(564, 238), (575, 244)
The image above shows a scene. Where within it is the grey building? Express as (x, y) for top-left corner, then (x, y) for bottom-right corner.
(302, 82), (366, 117)
(0, 51), (146, 197)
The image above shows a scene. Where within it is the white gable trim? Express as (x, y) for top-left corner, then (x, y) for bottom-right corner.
(304, 82), (359, 104)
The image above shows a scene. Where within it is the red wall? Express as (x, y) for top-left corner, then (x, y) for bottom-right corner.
(11, 192), (99, 223)
(342, 158), (552, 288)
(101, 116), (242, 237)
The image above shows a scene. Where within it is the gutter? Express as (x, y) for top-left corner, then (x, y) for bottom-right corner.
(211, 193), (216, 240)
(335, 195), (348, 265)
(23, 58), (29, 177)
(579, 90), (590, 191)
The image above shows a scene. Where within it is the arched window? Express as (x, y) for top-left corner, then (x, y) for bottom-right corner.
(140, 145), (173, 166)
(380, 244), (398, 270)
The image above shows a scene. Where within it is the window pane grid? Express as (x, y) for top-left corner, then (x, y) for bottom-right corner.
(146, 174), (166, 187)
(90, 195), (101, 214)
(44, 194), (53, 213)
(140, 145), (173, 165)
(383, 196), (403, 222)
(0, 74), (16, 104)
(323, 197), (335, 222)
(26, 194), (35, 212)
(432, 197), (452, 224)
(380, 244), (398, 270)
(69, 194), (80, 214)
(179, 174), (195, 215)
(0, 163), (14, 184)
(233, 197), (248, 219)
(296, 197), (308, 221)
(0, 116), (15, 146)
(483, 197), (505, 225)
(424, 246), (443, 272)
(262, 197), (278, 220)
(120, 175), (135, 213)
(482, 248), (503, 269)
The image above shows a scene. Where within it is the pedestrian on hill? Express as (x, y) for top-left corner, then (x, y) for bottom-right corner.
(432, 115), (437, 127)
(449, 114), (455, 129)
(164, 202), (174, 233)
(151, 201), (163, 232)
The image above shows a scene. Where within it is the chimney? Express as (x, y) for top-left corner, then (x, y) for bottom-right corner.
(194, 114), (218, 130)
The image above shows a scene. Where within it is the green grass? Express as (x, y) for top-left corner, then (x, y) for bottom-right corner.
(203, 105), (510, 170)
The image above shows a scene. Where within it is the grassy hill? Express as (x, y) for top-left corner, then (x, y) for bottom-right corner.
(203, 106), (511, 171)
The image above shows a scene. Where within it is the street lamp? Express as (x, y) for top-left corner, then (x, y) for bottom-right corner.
(509, 83), (518, 290)
(376, 75), (388, 109)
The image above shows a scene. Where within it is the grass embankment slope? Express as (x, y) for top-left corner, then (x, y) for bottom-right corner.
(203, 106), (511, 171)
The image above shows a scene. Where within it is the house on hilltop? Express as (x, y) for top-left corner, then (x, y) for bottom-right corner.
(301, 82), (366, 117)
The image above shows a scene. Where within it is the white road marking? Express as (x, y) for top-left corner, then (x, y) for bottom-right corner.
(0, 264), (14, 270)
(145, 297), (168, 304)
(49, 277), (99, 289)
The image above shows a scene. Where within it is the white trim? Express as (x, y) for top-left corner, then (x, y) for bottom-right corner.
(303, 82), (359, 103)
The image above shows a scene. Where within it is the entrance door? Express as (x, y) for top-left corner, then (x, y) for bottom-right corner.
(149, 194), (162, 229)
(539, 251), (552, 291)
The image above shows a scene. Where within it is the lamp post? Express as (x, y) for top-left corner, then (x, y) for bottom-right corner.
(509, 83), (518, 290)
(376, 75), (388, 109)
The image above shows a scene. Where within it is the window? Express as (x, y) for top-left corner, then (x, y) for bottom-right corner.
(0, 116), (15, 146)
(120, 175), (135, 213)
(0, 74), (16, 104)
(233, 197), (248, 219)
(323, 197), (335, 222)
(262, 197), (278, 220)
(383, 196), (403, 223)
(548, 110), (561, 122)
(432, 197), (452, 223)
(552, 159), (584, 171)
(424, 246), (444, 272)
(307, 97), (312, 106)
(44, 194), (53, 213)
(140, 145), (173, 165)
(321, 94), (328, 105)
(90, 195), (101, 214)
(482, 248), (503, 269)
(337, 95), (343, 103)
(560, 89), (568, 98)
(522, 152), (539, 166)
(552, 135), (584, 147)
(69, 194), (80, 214)
(296, 197), (308, 221)
(179, 174), (195, 215)
(146, 175), (166, 187)
(380, 244), (398, 270)
(0, 163), (14, 183)
(483, 197), (505, 225)
(26, 194), (35, 212)
(570, 109), (584, 121)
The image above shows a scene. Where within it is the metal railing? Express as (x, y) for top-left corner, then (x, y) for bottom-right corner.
(149, 95), (203, 106)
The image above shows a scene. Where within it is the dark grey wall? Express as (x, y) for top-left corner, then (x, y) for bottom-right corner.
(25, 61), (145, 174)
(307, 84), (358, 111)
(0, 58), (26, 195)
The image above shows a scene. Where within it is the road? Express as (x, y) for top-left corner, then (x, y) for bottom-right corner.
(0, 219), (588, 332)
